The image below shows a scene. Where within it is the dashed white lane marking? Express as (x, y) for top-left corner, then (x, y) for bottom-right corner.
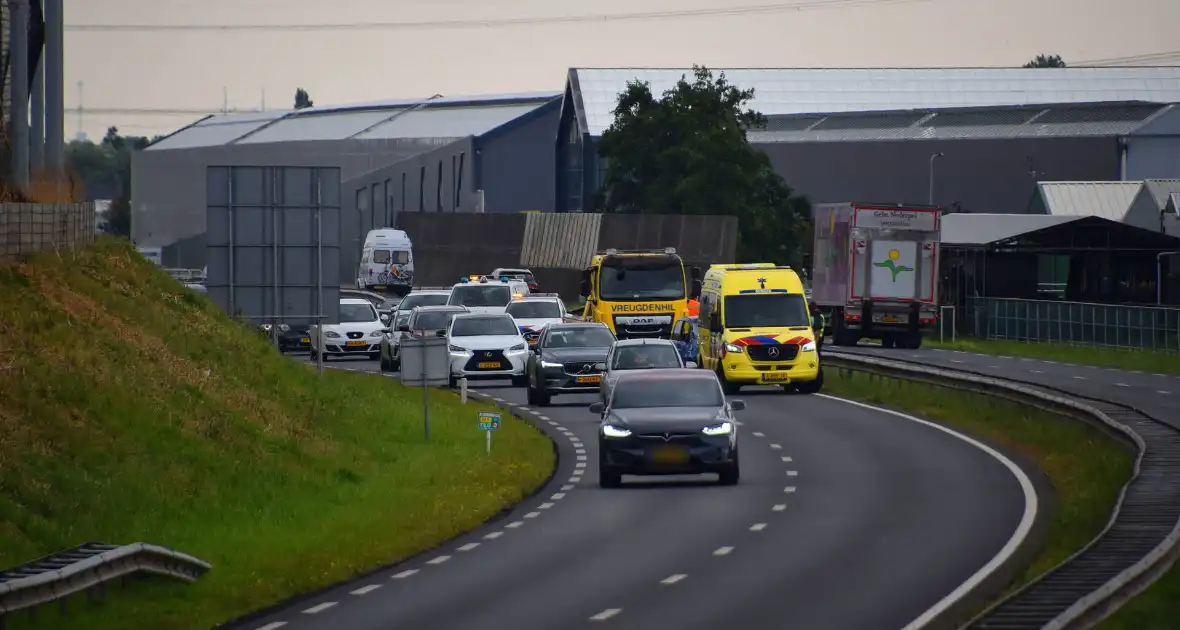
(551, 492), (566, 499)
(1116, 383), (1129, 387)
(1154, 373), (1166, 377)
(255, 623), (287, 630)
(1159, 390), (1171, 395)
(570, 477), (582, 484)
(302, 602), (337, 614)
(350, 584), (382, 595)
(661, 574), (687, 585)
(781, 456), (792, 462)
(713, 546), (734, 556)
(577, 455), (588, 461)
(575, 448), (587, 454)
(772, 504), (786, 512)
(561, 484), (574, 491)
(539, 502), (555, 509)
(547, 420), (558, 426)
(752, 431), (765, 437)
(769, 443), (782, 450)
(505, 520), (524, 528)
(1030, 370), (1044, 374)
(457, 542), (480, 552)
(988, 366), (1000, 369)
(786, 470), (799, 477)
(1073, 375), (1087, 380)
(784, 486), (796, 493)
(426, 555), (451, 565)
(483, 531), (504, 540)
(590, 609), (623, 621)
(492, 397), (504, 402)
(951, 359), (964, 363)
(538, 415), (550, 421)
(391, 569), (418, 579)
(749, 523), (768, 532)
(518, 407), (531, 412)
(575, 462), (587, 468)
(524, 511), (541, 519)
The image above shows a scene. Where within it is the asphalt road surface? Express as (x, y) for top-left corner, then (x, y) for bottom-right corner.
(836, 344), (1179, 429)
(240, 355), (1033, 630)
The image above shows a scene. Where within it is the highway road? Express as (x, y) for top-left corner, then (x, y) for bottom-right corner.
(836, 345), (1179, 428)
(236, 355), (1035, 630)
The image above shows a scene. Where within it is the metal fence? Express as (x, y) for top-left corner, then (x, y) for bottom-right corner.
(961, 296), (1180, 352)
(0, 202), (97, 262)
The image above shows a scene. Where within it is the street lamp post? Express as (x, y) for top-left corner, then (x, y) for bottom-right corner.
(928, 152), (944, 205)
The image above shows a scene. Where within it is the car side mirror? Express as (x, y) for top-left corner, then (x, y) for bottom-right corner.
(397, 324), (410, 332)
(579, 278), (590, 297)
(435, 329), (447, 337)
(686, 361), (697, 369)
(381, 328), (391, 334)
(588, 402), (604, 414)
(594, 362), (606, 371)
(729, 400), (746, 412)
(690, 279), (702, 298)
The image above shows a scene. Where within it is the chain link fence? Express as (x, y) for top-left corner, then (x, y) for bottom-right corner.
(960, 296), (1180, 352)
(0, 202), (98, 262)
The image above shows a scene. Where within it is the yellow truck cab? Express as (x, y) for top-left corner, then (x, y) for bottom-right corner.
(696, 263), (823, 394)
(579, 248), (702, 339)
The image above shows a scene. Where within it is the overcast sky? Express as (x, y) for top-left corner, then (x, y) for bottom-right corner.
(66, 0), (1179, 140)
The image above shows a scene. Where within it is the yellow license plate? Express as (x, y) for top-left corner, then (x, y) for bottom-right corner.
(760, 372), (790, 382)
(882, 315), (902, 323)
(346, 340), (367, 347)
(576, 375), (601, 384)
(478, 361), (501, 369)
(650, 445), (689, 464)
(301, 337), (310, 343)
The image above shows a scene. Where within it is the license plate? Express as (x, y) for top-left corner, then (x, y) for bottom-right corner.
(575, 375), (601, 384)
(346, 340), (367, 347)
(760, 372), (790, 383)
(301, 337), (310, 343)
(882, 315), (902, 323)
(478, 361), (501, 369)
(650, 445), (689, 464)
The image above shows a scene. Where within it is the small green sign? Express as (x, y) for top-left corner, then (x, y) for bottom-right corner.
(478, 411), (502, 431)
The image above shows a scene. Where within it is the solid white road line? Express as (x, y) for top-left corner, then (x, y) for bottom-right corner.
(712, 546), (734, 556)
(255, 623), (287, 630)
(302, 602), (337, 614)
(590, 609), (623, 621)
(483, 531), (504, 540)
(391, 569), (418, 579)
(749, 523), (767, 532)
(350, 584), (382, 595)
(772, 504), (786, 512)
(660, 574), (687, 585)
(426, 555), (451, 565)
(457, 543), (480, 552)
(815, 394), (1039, 630)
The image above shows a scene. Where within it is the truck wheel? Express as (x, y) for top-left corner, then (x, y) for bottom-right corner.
(717, 366), (741, 394)
(881, 336), (897, 349)
(905, 333), (924, 350)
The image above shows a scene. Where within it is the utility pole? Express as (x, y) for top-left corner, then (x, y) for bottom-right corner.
(31, 53), (45, 173)
(9, 0), (31, 192)
(45, 0), (65, 173)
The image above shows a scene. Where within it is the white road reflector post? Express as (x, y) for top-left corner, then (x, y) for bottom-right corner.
(460, 377), (468, 404)
(478, 411), (501, 455)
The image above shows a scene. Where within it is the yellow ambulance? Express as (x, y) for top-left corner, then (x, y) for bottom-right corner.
(696, 263), (823, 394)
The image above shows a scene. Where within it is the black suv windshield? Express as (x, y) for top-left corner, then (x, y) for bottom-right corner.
(398, 293), (449, 312)
(598, 259), (685, 301)
(611, 345), (682, 369)
(544, 327), (615, 348)
(451, 316), (519, 337)
(414, 310), (461, 330)
(723, 293), (810, 328)
(507, 301), (562, 319)
(612, 379), (723, 408)
(339, 303), (378, 323)
(449, 285), (512, 307)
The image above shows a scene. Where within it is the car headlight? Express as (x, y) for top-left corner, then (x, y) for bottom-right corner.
(540, 360), (563, 368)
(448, 344), (469, 353)
(602, 424), (632, 438)
(800, 340), (816, 352)
(369, 330), (384, 337)
(325, 331), (341, 338)
(279, 324), (290, 333)
(702, 422), (733, 436)
(724, 343), (744, 353)
(508, 343), (527, 352)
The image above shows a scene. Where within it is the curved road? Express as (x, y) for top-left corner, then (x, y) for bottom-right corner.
(836, 345), (1179, 428)
(235, 356), (1032, 630)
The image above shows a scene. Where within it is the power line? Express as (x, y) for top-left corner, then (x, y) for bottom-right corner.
(1074, 50), (1180, 66)
(64, 0), (930, 32)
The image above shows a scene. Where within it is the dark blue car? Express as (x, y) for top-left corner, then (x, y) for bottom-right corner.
(670, 316), (699, 364)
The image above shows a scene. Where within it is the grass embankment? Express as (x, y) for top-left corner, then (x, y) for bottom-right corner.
(926, 337), (1180, 375)
(821, 367), (1135, 614)
(0, 238), (554, 630)
(1096, 563), (1180, 629)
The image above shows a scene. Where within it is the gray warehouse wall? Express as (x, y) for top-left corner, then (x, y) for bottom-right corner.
(1124, 108), (1180, 180)
(758, 137), (1121, 212)
(477, 99), (561, 213)
(131, 137), (454, 267)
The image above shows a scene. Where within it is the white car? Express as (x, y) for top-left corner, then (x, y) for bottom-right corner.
(446, 312), (530, 387)
(447, 276), (530, 315)
(506, 295), (569, 345)
(309, 298), (390, 361)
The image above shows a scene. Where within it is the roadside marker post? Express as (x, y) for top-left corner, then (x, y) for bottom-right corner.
(478, 411), (501, 455)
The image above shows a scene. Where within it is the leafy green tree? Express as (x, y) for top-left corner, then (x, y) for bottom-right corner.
(1023, 54), (1066, 68)
(294, 88), (314, 109)
(66, 126), (161, 237)
(595, 65), (811, 266)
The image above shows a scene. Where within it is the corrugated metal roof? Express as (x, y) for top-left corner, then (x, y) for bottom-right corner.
(942, 213), (1080, 246)
(299, 91), (558, 115)
(1143, 179), (1180, 208)
(235, 109), (407, 144)
(572, 67), (1180, 136)
(1035, 182), (1144, 221)
(149, 111), (288, 150)
(354, 103), (542, 140)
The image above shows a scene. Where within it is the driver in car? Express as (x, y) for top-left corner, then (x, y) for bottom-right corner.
(616, 347), (657, 369)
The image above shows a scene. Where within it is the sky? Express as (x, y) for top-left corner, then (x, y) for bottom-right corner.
(66, 0), (1180, 141)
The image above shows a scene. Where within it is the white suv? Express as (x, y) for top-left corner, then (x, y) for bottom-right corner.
(446, 312), (530, 388)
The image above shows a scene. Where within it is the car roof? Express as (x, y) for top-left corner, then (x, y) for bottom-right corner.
(340, 298), (376, 306)
(511, 295), (560, 302)
(413, 305), (468, 312)
(614, 368), (717, 382)
(546, 322), (608, 330)
(407, 289), (451, 295)
(452, 312), (512, 319)
(613, 338), (677, 347)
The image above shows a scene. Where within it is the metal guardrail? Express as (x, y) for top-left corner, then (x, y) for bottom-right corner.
(822, 350), (1180, 630)
(0, 542), (212, 620)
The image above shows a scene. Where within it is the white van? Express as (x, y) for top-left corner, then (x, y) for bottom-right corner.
(357, 229), (414, 292)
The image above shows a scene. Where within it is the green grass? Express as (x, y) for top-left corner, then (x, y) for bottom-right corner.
(925, 336), (1180, 375)
(821, 366), (1135, 614)
(0, 238), (555, 630)
(1095, 561), (1180, 629)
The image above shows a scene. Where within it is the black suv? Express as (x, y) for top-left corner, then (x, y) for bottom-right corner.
(525, 323), (616, 406)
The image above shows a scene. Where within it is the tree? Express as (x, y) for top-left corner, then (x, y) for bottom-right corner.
(294, 88), (314, 109)
(65, 126), (161, 237)
(1023, 54), (1066, 68)
(595, 65), (811, 265)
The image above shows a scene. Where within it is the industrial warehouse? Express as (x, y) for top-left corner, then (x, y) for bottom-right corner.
(133, 66), (1180, 269)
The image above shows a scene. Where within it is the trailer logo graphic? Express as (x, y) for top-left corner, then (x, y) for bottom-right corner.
(873, 249), (913, 282)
